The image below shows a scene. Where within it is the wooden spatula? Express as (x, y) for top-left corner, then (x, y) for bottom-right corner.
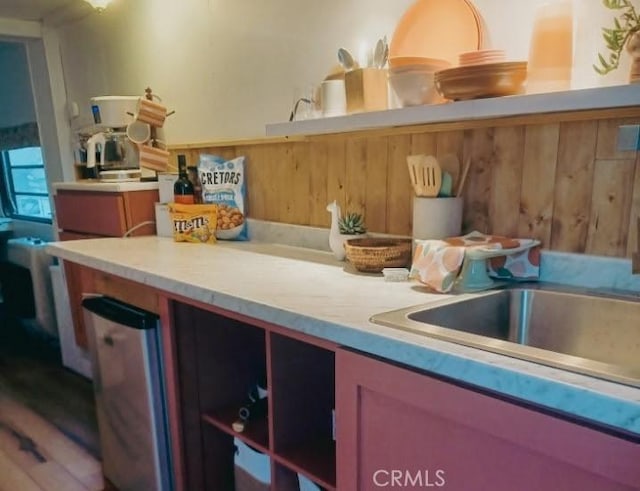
(419, 155), (442, 197)
(406, 154), (423, 195)
(407, 154), (442, 197)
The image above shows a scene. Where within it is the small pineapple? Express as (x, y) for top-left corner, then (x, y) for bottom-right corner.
(339, 212), (366, 235)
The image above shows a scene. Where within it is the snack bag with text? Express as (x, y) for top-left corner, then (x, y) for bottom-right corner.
(169, 203), (218, 244)
(198, 154), (248, 240)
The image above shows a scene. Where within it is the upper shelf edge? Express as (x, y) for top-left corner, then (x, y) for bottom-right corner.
(265, 84), (640, 137)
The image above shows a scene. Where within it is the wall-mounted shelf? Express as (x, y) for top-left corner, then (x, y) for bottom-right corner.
(265, 84), (640, 137)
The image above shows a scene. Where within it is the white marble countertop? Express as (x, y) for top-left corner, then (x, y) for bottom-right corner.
(46, 235), (640, 435)
(52, 180), (159, 193)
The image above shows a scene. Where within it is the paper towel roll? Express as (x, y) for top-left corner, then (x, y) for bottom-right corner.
(412, 196), (463, 240)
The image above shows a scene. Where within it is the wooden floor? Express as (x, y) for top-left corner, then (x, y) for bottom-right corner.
(0, 307), (104, 491)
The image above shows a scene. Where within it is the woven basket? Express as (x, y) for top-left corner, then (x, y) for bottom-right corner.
(344, 237), (413, 273)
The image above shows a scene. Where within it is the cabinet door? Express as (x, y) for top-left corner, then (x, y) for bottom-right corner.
(336, 349), (640, 491)
(55, 189), (158, 237)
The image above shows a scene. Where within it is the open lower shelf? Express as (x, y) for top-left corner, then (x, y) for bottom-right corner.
(273, 437), (337, 490)
(174, 301), (337, 490)
(269, 332), (336, 489)
(201, 407), (270, 453)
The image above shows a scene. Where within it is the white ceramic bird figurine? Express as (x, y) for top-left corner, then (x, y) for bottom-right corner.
(327, 200), (346, 260)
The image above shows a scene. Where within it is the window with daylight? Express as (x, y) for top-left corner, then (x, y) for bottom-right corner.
(0, 146), (51, 222)
(0, 40), (52, 223)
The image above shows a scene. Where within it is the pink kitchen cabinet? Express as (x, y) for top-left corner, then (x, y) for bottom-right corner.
(336, 348), (640, 491)
(55, 189), (158, 348)
(61, 264), (640, 491)
(55, 189), (158, 238)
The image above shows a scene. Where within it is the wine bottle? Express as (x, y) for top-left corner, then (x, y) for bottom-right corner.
(187, 165), (202, 203)
(173, 155), (195, 204)
(232, 380), (268, 433)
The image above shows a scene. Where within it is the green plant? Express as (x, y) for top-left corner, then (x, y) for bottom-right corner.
(594, 0), (640, 75)
(338, 212), (366, 235)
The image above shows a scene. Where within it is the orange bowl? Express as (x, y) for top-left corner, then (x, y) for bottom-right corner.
(434, 62), (527, 101)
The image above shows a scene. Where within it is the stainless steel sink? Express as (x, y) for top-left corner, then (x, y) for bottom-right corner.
(370, 283), (640, 387)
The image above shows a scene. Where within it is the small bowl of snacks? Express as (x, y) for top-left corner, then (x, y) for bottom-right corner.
(344, 237), (413, 273)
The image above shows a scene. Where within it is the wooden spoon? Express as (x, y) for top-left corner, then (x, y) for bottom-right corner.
(633, 217), (640, 273)
(455, 156), (472, 197)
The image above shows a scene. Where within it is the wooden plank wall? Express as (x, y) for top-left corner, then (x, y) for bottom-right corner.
(170, 115), (640, 259)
